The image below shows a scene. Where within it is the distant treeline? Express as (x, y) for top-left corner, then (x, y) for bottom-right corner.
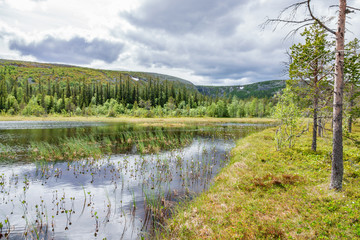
(0, 65), (274, 118)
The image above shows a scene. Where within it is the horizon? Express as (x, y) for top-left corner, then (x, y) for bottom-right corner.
(1, 0), (358, 85)
(0, 58), (286, 87)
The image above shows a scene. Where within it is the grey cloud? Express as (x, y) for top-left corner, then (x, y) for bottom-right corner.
(117, 0), (290, 84)
(134, 41), (285, 83)
(123, 0), (248, 35)
(9, 36), (124, 64)
(126, 22), (287, 83)
(190, 55), (285, 81)
(126, 31), (167, 52)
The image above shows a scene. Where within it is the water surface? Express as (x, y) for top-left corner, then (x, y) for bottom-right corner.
(0, 121), (269, 239)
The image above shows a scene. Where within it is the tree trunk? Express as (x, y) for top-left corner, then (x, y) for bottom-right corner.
(318, 117), (322, 137)
(330, 0), (346, 190)
(348, 84), (354, 133)
(312, 96), (318, 151)
(348, 103), (353, 133)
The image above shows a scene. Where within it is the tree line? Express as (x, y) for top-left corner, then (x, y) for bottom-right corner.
(0, 67), (274, 118)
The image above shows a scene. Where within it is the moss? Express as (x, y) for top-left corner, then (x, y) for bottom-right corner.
(164, 124), (360, 239)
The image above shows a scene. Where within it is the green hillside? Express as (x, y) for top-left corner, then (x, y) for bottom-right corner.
(0, 59), (284, 99)
(197, 80), (286, 99)
(132, 72), (195, 87)
(0, 59), (280, 118)
(0, 59), (194, 89)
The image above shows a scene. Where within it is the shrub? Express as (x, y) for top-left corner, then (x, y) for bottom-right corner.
(21, 97), (45, 116)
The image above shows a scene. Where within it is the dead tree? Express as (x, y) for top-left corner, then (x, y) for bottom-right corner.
(264, 0), (359, 190)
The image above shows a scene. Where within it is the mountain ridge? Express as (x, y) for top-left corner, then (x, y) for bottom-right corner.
(0, 59), (285, 99)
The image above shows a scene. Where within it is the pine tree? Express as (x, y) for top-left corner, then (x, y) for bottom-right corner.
(66, 79), (71, 98)
(289, 23), (333, 151)
(0, 73), (7, 110)
(344, 38), (360, 133)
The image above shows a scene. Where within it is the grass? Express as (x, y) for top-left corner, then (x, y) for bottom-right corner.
(0, 115), (278, 125)
(0, 143), (16, 162)
(30, 136), (104, 161)
(163, 124), (360, 239)
(113, 130), (194, 154)
(27, 130), (195, 162)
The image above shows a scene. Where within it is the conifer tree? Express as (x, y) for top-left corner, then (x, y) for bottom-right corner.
(289, 24), (333, 151)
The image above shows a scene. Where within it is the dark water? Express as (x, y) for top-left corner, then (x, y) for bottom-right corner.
(0, 121), (269, 239)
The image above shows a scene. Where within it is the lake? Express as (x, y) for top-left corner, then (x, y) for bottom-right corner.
(0, 121), (270, 239)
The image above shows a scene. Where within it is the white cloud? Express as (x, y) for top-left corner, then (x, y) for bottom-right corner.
(0, 0), (359, 86)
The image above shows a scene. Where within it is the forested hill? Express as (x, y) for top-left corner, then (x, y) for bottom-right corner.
(0, 59), (281, 117)
(197, 80), (286, 99)
(0, 59), (284, 99)
(0, 59), (195, 89)
(137, 72), (195, 87)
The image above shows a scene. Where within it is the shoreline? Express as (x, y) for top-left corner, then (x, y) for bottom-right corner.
(163, 125), (360, 239)
(0, 115), (278, 124)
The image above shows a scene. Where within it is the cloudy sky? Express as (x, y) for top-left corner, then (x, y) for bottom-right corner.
(0, 0), (359, 85)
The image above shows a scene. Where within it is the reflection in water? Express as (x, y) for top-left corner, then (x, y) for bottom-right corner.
(0, 122), (269, 239)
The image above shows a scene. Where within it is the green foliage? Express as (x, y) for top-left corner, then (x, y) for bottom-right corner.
(0, 59), (276, 118)
(207, 103), (217, 117)
(0, 73), (7, 110)
(197, 80), (286, 99)
(227, 97), (238, 117)
(289, 24), (332, 82)
(344, 38), (360, 84)
(288, 23), (334, 151)
(215, 100), (228, 117)
(21, 97), (45, 116)
(288, 23), (333, 113)
(273, 87), (304, 150)
(5, 95), (19, 114)
(344, 38), (360, 131)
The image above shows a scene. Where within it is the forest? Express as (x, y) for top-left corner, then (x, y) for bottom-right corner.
(0, 60), (275, 118)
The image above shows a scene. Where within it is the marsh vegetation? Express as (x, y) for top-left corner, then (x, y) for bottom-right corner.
(0, 121), (269, 239)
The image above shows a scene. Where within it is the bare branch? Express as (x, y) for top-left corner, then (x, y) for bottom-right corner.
(265, 18), (313, 25)
(347, 6), (360, 12)
(261, 0), (337, 36)
(279, 1), (308, 15)
(306, 0), (336, 35)
(284, 23), (313, 40)
(260, 1), (309, 31)
(277, 1), (308, 21)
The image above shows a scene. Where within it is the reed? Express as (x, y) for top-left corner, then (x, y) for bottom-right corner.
(0, 143), (16, 162)
(30, 136), (104, 161)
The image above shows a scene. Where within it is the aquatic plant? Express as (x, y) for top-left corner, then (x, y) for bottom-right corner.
(0, 122), (270, 239)
(0, 143), (16, 162)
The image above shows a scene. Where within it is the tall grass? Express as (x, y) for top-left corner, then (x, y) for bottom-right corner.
(111, 130), (194, 155)
(0, 143), (16, 162)
(163, 125), (360, 239)
(30, 137), (104, 161)
(29, 130), (195, 161)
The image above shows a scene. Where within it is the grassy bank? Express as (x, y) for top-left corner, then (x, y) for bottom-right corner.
(164, 125), (360, 239)
(0, 115), (278, 125)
